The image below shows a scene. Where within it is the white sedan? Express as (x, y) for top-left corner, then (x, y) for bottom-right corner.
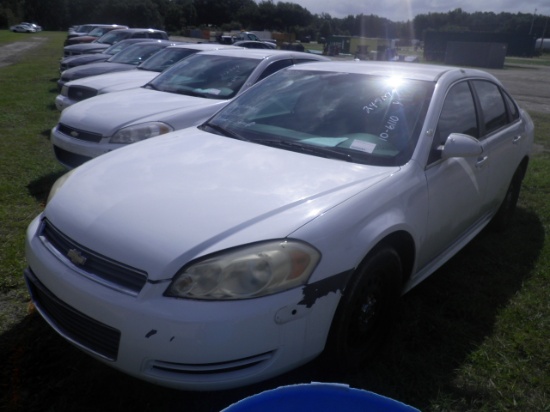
(26, 61), (534, 391)
(55, 43), (241, 111)
(50, 49), (330, 169)
(10, 23), (36, 33)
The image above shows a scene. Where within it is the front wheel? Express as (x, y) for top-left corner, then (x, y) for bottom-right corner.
(324, 247), (403, 372)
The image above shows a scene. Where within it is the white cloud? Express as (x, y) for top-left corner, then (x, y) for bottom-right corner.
(289, 0), (549, 22)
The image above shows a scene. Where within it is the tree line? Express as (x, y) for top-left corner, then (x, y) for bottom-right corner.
(1, 0), (548, 42)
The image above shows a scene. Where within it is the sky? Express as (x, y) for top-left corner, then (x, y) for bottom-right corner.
(289, 0), (550, 22)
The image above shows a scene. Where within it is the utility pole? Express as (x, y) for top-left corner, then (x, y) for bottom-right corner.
(540, 18), (548, 52)
(529, 8), (537, 35)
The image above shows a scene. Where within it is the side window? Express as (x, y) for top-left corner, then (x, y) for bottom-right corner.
(294, 58), (319, 64)
(257, 59), (293, 81)
(430, 81), (478, 163)
(472, 80), (508, 135)
(503, 91), (520, 122)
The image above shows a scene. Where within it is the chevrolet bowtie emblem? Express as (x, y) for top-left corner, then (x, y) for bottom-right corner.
(67, 248), (87, 266)
(70, 131), (79, 138)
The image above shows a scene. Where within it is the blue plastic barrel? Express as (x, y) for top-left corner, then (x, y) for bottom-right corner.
(222, 383), (420, 412)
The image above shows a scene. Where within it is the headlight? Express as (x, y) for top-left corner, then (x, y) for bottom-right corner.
(165, 240), (320, 300)
(110, 122), (173, 144)
(60, 85), (69, 97)
(47, 170), (75, 204)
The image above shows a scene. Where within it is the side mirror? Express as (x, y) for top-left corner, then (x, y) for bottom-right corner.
(441, 133), (483, 159)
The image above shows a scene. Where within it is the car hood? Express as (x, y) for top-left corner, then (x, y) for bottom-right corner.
(63, 53), (111, 66)
(63, 62), (134, 80)
(46, 128), (399, 280)
(69, 35), (98, 43)
(66, 70), (158, 92)
(65, 43), (109, 52)
(60, 88), (228, 136)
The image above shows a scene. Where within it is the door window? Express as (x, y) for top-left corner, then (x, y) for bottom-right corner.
(472, 80), (508, 136)
(430, 81), (478, 163)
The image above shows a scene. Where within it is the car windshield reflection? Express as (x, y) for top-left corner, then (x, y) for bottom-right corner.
(138, 48), (197, 72)
(145, 54), (258, 99)
(204, 70), (434, 166)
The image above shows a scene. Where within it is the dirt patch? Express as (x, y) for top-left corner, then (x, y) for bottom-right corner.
(0, 36), (48, 68)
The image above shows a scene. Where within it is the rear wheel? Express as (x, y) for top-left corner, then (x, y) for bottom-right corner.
(490, 164), (526, 231)
(324, 247), (403, 371)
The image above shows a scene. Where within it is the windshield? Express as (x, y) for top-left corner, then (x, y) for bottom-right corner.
(107, 43), (164, 65)
(138, 48), (199, 72)
(204, 69), (434, 166)
(97, 30), (128, 45)
(87, 27), (112, 37)
(104, 41), (134, 55)
(145, 54), (258, 99)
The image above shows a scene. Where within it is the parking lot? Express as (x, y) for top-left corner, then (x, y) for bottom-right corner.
(485, 62), (550, 114)
(1, 35), (549, 114)
(1, 32), (549, 411)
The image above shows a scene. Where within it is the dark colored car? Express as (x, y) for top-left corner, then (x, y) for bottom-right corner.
(63, 28), (169, 57)
(64, 24), (128, 45)
(59, 38), (163, 72)
(58, 40), (180, 89)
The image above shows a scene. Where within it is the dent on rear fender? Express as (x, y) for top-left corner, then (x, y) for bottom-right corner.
(298, 270), (352, 308)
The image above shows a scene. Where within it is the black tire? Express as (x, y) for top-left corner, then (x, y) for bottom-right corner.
(324, 247), (403, 372)
(490, 164), (526, 232)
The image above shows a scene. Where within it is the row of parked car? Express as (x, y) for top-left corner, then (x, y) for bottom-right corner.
(54, 27), (330, 168)
(24, 23), (535, 392)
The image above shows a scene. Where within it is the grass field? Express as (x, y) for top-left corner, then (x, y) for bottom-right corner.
(0, 31), (549, 411)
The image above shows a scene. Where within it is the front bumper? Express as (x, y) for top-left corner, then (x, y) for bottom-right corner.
(50, 125), (123, 169)
(24, 215), (335, 390)
(55, 94), (77, 111)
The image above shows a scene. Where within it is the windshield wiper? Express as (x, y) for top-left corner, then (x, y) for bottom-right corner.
(143, 83), (160, 90)
(201, 123), (249, 141)
(258, 139), (353, 162)
(175, 89), (210, 98)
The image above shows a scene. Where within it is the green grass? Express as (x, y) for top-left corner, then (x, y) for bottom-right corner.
(0, 30), (549, 411)
(506, 53), (550, 67)
(0, 31), (36, 45)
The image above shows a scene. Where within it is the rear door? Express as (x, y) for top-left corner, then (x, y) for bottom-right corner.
(419, 80), (490, 268)
(470, 80), (527, 212)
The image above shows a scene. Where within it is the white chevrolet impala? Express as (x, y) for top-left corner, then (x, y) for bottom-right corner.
(26, 61), (534, 391)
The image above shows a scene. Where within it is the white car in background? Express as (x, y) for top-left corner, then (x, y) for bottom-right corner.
(10, 23), (37, 33)
(50, 49), (330, 169)
(55, 43), (241, 111)
(57, 40), (179, 89)
(25, 61), (533, 390)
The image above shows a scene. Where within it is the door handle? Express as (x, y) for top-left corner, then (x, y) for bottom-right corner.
(513, 135), (522, 144)
(476, 156), (488, 168)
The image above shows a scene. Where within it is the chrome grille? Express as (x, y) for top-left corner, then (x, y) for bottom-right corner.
(40, 219), (148, 295)
(25, 269), (121, 361)
(64, 50), (83, 57)
(57, 123), (102, 143)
